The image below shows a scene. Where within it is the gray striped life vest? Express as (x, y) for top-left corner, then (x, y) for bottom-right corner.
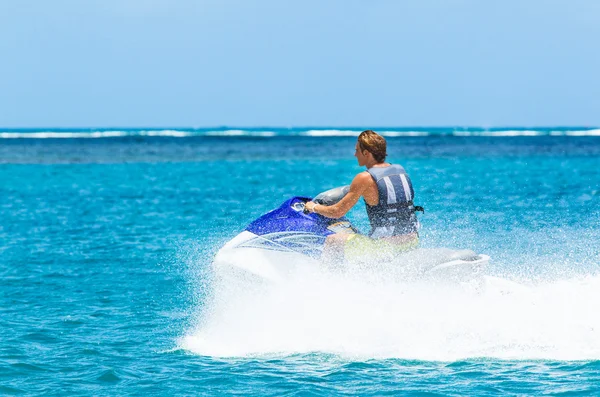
(365, 164), (419, 238)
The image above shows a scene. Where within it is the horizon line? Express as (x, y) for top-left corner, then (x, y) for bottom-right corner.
(1, 125), (599, 131)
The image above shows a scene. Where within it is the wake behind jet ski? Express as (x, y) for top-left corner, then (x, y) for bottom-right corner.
(213, 185), (489, 284)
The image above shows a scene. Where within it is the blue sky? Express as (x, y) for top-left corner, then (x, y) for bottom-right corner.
(1, 0), (599, 127)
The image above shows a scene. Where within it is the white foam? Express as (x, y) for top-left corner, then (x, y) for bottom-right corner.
(564, 129), (600, 136)
(0, 129), (277, 139)
(0, 130), (196, 138)
(138, 130), (193, 137)
(182, 264), (600, 361)
(204, 130), (277, 137)
(379, 131), (430, 137)
(0, 131), (130, 138)
(453, 130), (544, 137)
(301, 129), (362, 137)
(486, 130), (544, 136)
(301, 130), (431, 137)
(550, 129), (600, 136)
(2, 128), (599, 139)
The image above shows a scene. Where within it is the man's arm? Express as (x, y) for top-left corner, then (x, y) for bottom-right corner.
(306, 172), (372, 218)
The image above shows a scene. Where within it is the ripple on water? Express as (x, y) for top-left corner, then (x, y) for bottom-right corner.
(0, 385), (26, 395)
(96, 369), (122, 384)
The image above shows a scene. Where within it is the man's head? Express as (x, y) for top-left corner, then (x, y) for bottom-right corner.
(355, 130), (387, 166)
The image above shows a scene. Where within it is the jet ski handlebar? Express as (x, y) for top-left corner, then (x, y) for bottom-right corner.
(298, 186), (351, 214)
(312, 185), (351, 206)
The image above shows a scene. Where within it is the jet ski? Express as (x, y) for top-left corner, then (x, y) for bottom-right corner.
(213, 186), (490, 284)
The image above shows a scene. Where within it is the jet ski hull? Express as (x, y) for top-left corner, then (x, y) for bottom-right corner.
(213, 231), (489, 284)
(213, 193), (490, 285)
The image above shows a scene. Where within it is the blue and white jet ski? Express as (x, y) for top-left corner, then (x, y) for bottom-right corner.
(213, 186), (490, 283)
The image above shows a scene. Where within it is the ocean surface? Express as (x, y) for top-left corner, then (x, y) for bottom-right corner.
(1, 127), (599, 396)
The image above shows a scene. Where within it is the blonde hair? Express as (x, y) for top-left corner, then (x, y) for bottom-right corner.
(358, 130), (387, 163)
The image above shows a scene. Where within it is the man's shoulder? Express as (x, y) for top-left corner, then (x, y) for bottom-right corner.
(352, 171), (374, 185)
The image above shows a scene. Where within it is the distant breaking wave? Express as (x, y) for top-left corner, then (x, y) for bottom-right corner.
(0, 128), (599, 139)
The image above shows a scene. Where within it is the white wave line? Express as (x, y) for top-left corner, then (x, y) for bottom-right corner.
(380, 131), (430, 137)
(453, 130), (545, 137)
(564, 129), (600, 136)
(139, 130), (193, 137)
(1, 128), (599, 139)
(301, 130), (361, 136)
(204, 130), (277, 137)
(0, 131), (130, 138)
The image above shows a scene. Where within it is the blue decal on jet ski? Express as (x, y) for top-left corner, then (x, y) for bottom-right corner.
(244, 197), (356, 256)
(246, 197), (337, 236)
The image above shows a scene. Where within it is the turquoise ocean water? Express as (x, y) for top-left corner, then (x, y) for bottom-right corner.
(1, 127), (600, 395)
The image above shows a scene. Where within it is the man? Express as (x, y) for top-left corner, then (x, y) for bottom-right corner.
(304, 130), (419, 261)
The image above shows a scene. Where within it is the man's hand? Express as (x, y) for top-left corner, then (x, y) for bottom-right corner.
(304, 201), (318, 213)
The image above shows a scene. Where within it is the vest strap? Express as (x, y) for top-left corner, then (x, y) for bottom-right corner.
(385, 201), (414, 210)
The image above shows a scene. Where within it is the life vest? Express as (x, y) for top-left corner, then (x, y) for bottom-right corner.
(365, 164), (420, 238)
